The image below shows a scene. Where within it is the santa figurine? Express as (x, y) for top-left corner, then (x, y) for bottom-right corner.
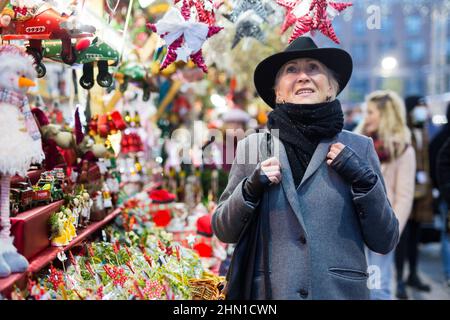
(0, 45), (44, 277)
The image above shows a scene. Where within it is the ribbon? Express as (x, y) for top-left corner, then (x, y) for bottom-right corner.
(154, 7), (209, 56)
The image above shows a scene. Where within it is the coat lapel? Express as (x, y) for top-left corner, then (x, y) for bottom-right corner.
(269, 133), (341, 235)
(271, 134), (308, 235)
(298, 135), (339, 188)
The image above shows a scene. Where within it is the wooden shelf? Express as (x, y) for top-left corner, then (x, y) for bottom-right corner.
(0, 207), (122, 296)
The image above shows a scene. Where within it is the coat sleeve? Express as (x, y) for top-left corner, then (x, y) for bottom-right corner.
(437, 138), (450, 204)
(392, 146), (416, 235)
(352, 137), (400, 254)
(212, 138), (259, 243)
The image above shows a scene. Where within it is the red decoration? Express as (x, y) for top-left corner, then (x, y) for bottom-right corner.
(193, 242), (213, 257)
(76, 39), (91, 51)
(13, 6), (28, 16)
(143, 279), (164, 299)
(48, 264), (65, 290)
(196, 214), (213, 237)
(179, 0), (216, 25)
(148, 189), (176, 203)
(277, 0), (352, 44)
(152, 209), (172, 227)
(146, 7), (223, 73)
(103, 264), (127, 287)
(120, 132), (144, 154)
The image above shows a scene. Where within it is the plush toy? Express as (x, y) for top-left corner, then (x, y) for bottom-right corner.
(0, 0), (43, 28)
(31, 107), (72, 170)
(0, 45), (44, 278)
(32, 107), (113, 178)
(0, 0), (13, 27)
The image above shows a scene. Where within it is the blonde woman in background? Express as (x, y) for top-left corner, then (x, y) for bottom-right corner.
(355, 91), (416, 299)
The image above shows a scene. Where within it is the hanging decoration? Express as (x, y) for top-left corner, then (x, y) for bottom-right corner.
(106, 0), (121, 22)
(231, 10), (266, 49)
(222, 0), (269, 22)
(175, 0), (217, 25)
(276, 0), (352, 43)
(147, 7), (222, 73)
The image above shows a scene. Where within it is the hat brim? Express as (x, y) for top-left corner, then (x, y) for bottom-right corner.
(254, 47), (353, 108)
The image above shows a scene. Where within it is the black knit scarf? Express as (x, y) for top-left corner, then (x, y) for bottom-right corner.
(267, 99), (344, 187)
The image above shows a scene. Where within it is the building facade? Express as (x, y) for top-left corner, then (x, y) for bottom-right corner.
(315, 0), (450, 106)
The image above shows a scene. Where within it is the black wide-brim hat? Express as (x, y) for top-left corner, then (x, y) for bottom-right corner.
(254, 36), (353, 108)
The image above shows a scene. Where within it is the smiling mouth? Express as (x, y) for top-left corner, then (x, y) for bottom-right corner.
(295, 88), (315, 95)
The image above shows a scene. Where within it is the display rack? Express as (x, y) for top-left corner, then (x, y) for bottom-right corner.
(0, 207), (121, 297)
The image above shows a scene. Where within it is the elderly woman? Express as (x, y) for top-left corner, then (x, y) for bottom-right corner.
(212, 37), (399, 300)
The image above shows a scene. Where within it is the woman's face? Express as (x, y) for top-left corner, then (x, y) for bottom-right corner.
(364, 102), (381, 135)
(275, 58), (336, 104)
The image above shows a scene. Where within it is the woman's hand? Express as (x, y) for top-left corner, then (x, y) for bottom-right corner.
(261, 157), (282, 185)
(327, 143), (378, 192)
(243, 157), (281, 203)
(326, 143), (345, 165)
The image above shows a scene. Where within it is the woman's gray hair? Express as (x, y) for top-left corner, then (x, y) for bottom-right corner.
(273, 60), (340, 101)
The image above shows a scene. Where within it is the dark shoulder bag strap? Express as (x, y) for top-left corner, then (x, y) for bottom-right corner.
(261, 131), (273, 299)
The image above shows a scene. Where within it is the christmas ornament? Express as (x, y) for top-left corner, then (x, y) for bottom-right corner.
(147, 7), (222, 72)
(231, 11), (266, 49)
(276, 0), (352, 43)
(176, 0), (216, 25)
(223, 0), (268, 22)
(106, 0), (121, 19)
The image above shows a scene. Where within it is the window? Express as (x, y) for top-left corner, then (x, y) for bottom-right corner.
(379, 40), (396, 55)
(351, 43), (368, 64)
(405, 78), (426, 96)
(405, 41), (425, 63)
(405, 15), (422, 35)
(348, 77), (369, 102)
(353, 19), (366, 36)
(380, 16), (394, 32)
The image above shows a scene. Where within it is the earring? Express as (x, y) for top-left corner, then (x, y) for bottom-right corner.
(326, 96), (331, 102)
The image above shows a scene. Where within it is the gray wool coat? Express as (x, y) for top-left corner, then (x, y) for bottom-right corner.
(212, 130), (399, 300)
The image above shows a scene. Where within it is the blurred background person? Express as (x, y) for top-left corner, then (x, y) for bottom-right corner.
(344, 105), (363, 131)
(394, 95), (434, 299)
(220, 107), (251, 172)
(429, 103), (450, 287)
(355, 91), (415, 300)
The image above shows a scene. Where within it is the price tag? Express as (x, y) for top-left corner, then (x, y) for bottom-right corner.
(104, 197), (113, 208)
(104, 159), (112, 168)
(158, 255), (167, 265)
(97, 161), (107, 174)
(70, 171), (78, 182)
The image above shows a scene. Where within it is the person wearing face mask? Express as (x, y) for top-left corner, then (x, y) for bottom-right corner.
(344, 107), (363, 131)
(355, 91), (415, 300)
(212, 37), (399, 300)
(394, 96), (434, 299)
(436, 136), (450, 288)
(429, 103), (450, 288)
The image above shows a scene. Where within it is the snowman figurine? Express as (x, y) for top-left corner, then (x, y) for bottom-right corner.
(0, 45), (44, 277)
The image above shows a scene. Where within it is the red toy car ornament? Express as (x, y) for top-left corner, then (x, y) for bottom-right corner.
(0, 2), (95, 77)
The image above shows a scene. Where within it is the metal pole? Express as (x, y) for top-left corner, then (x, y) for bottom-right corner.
(120, 0), (135, 63)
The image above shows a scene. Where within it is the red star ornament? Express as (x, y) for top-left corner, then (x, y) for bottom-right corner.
(277, 0), (352, 44)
